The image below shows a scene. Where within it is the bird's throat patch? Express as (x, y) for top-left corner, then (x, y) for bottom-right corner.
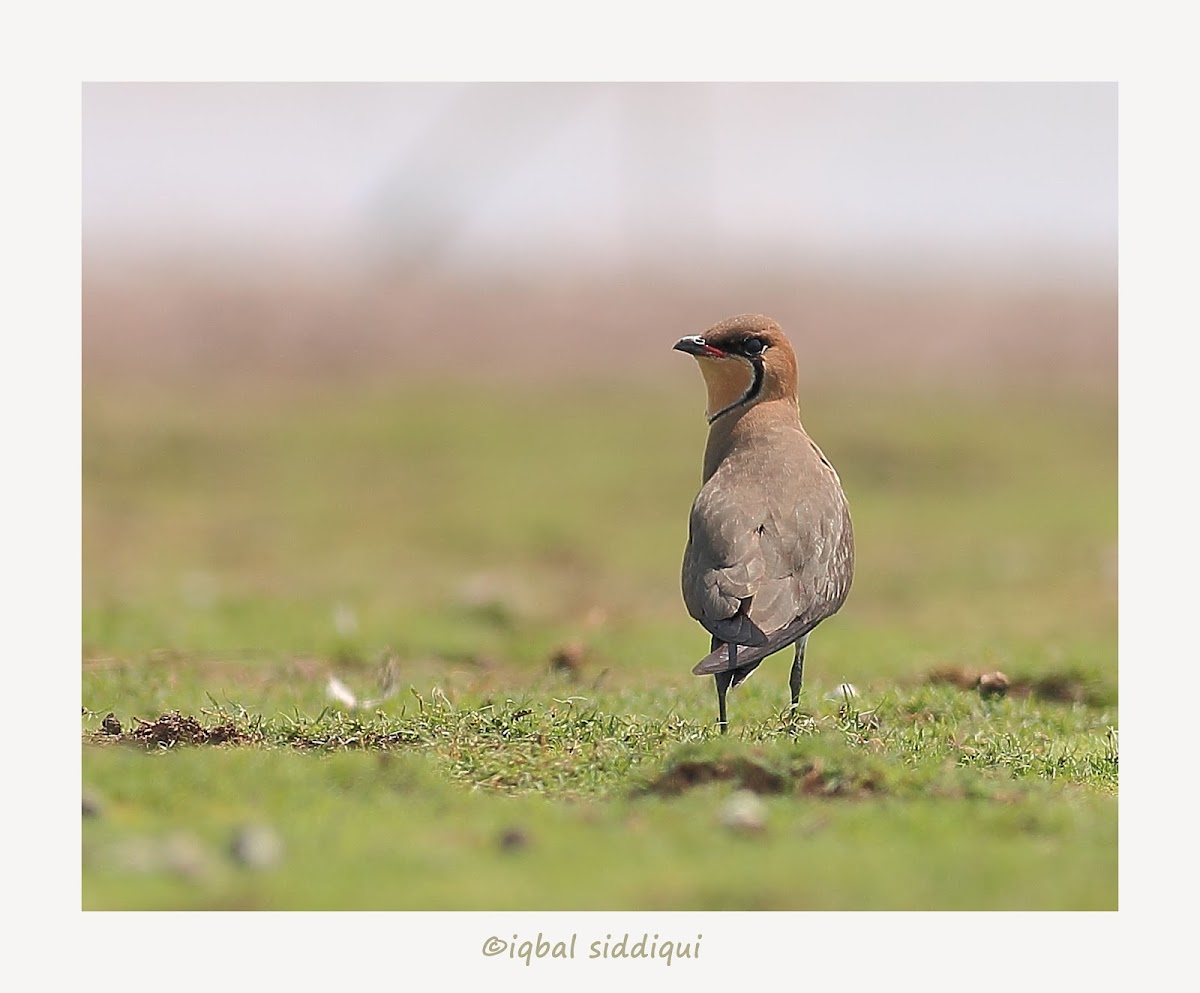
(698, 356), (762, 422)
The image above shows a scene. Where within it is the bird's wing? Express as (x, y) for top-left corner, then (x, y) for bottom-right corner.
(691, 613), (815, 675)
(681, 472), (772, 647)
(691, 509), (852, 676)
(684, 434), (855, 669)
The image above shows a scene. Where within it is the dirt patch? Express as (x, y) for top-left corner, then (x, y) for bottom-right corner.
(795, 758), (882, 798)
(106, 710), (251, 747)
(646, 757), (787, 796)
(1027, 672), (1100, 705)
(924, 666), (1112, 706)
(87, 706), (427, 751)
(642, 755), (880, 799)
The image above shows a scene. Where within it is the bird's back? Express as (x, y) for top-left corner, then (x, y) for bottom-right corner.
(682, 400), (854, 649)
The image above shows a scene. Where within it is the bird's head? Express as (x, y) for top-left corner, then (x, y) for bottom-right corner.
(674, 314), (799, 423)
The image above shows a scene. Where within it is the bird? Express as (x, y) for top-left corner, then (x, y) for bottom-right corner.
(674, 314), (854, 732)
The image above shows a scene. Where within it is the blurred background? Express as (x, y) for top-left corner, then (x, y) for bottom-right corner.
(84, 82), (1115, 390)
(82, 81), (1117, 679)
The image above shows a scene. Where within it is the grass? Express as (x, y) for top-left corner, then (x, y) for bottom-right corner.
(82, 380), (1117, 909)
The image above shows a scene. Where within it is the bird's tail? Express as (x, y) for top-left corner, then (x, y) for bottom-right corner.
(691, 615), (815, 676)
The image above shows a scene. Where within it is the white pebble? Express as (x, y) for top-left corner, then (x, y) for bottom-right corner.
(719, 790), (767, 834)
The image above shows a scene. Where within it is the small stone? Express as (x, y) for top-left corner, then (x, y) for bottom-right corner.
(978, 671), (1011, 698)
(100, 713), (122, 735)
(498, 827), (529, 851)
(229, 825), (284, 869)
(719, 790), (767, 835)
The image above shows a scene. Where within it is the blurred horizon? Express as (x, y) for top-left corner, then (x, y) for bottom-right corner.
(82, 82), (1116, 391)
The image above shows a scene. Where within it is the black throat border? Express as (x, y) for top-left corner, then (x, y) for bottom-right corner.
(706, 357), (765, 424)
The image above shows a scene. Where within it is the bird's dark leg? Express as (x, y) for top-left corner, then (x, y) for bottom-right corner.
(789, 634), (809, 709)
(715, 670), (735, 734)
(712, 636), (736, 734)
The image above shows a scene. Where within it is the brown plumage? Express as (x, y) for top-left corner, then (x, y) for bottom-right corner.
(674, 314), (854, 731)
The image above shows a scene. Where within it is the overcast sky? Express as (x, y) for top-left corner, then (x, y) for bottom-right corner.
(83, 82), (1116, 277)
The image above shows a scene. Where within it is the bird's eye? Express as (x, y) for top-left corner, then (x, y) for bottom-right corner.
(742, 337), (766, 356)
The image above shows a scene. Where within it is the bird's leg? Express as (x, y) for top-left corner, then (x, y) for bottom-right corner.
(712, 636), (736, 734)
(789, 634), (809, 709)
(715, 670), (735, 734)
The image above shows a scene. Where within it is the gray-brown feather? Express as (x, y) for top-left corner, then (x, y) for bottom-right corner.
(682, 412), (853, 672)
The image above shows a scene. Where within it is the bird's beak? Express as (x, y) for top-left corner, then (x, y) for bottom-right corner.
(674, 335), (725, 358)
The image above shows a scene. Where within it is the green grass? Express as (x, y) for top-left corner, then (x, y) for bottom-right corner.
(82, 381), (1117, 909)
